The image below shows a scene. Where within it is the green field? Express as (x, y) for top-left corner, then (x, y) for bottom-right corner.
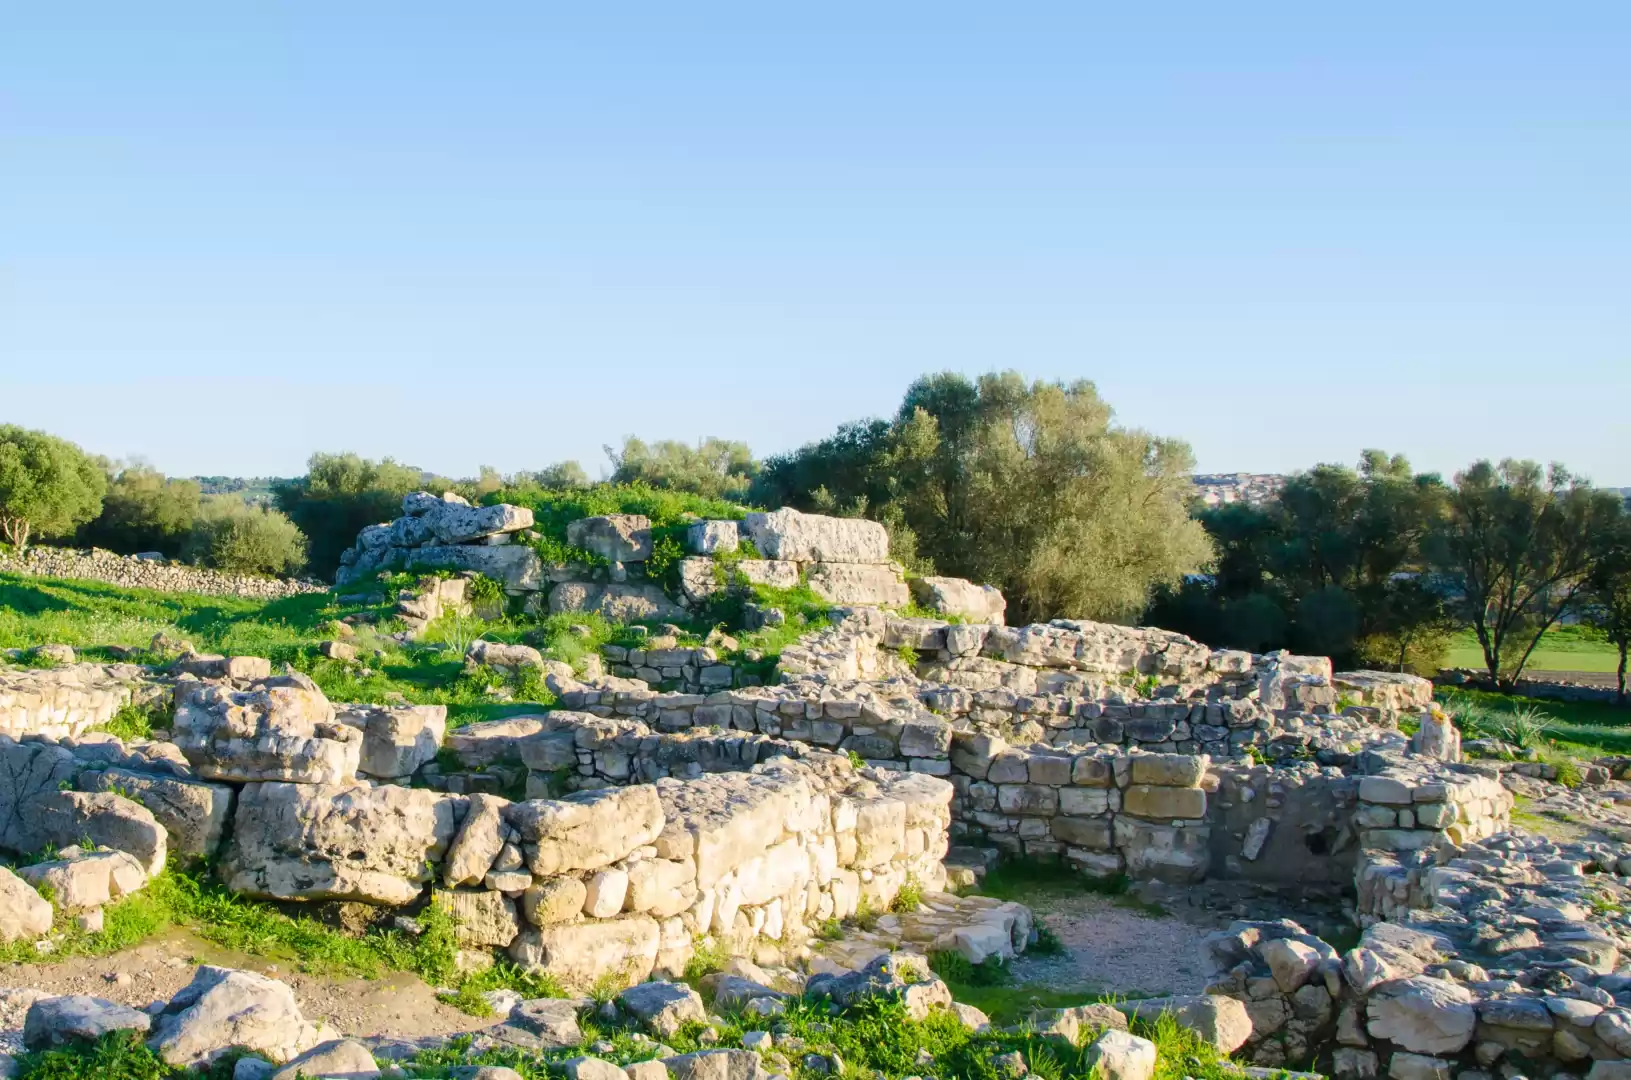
(1444, 626), (1622, 674)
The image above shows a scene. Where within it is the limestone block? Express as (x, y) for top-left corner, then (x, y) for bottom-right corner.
(1128, 753), (1208, 787)
(909, 576), (1005, 624)
(510, 785), (666, 877)
(148, 966), (329, 1067)
(568, 515), (653, 563)
(741, 508), (889, 564)
(1366, 976), (1476, 1055)
(401, 544), (543, 592)
(1121, 785), (1206, 819)
(584, 869), (631, 918)
(807, 563), (909, 607)
(334, 703), (446, 779)
(1051, 816), (1112, 850)
(0, 866), (52, 942)
(687, 521), (739, 555)
(1114, 818), (1210, 883)
(521, 877), (588, 926)
(626, 858), (698, 917)
(23, 996), (151, 1049)
(221, 782), (461, 905)
(444, 794), (508, 887)
(434, 888), (519, 947)
(1084, 1029), (1157, 1080)
(269, 1040), (379, 1080)
(509, 915), (661, 988)
(171, 673), (360, 785)
(80, 767), (235, 859)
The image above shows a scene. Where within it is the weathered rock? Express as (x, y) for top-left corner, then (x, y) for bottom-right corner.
(1260, 938), (1322, 993)
(909, 577), (1006, 624)
(1083, 1029), (1157, 1080)
(510, 786), (665, 877)
(19, 848), (148, 909)
(559, 1058), (628, 1080)
(268, 1039), (379, 1080)
(502, 998), (584, 1048)
(433, 888), (520, 948)
(0, 866), (52, 941)
(173, 655), (274, 682)
(221, 783), (461, 905)
(1026, 1004), (1128, 1042)
(23, 996), (152, 1048)
(171, 673), (361, 785)
(148, 967), (329, 1068)
(687, 521), (739, 556)
(1118, 995), (1252, 1054)
(444, 794), (508, 887)
(568, 516), (653, 563)
(80, 768), (235, 859)
(807, 563), (909, 607)
(548, 583), (686, 623)
(520, 876), (588, 926)
(1366, 976), (1477, 1055)
(333, 704), (446, 780)
(508, 915), (661, 988)
(618, 981), (706, 1038)
(661, 1049), (768, 1080)
(741, 508), (889, 565)
(465, 641), (554, 677)
(803, 953), (953, 1021)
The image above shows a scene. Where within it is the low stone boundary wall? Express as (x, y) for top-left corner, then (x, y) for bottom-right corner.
(0, 547), (324, 599)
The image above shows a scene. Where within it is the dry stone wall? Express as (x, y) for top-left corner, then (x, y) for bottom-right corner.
(0, 546), (324, 599)
(0, 662), (161, 739)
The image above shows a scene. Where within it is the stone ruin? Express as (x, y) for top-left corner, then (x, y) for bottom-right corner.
(334, 492), (1002, 624)
(8, 498), (1631, 1080)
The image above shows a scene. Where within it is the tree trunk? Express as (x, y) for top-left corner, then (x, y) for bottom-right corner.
(1619, 641), (1628, 708)
(0, 516), (28, 555)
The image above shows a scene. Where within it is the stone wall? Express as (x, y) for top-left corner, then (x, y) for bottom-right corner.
(946, 740), (1214, 883)
(0, 546), (324, 599)
(0, 663), (163, 740)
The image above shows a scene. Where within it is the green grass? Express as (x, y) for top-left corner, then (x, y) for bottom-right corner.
(1439, 687), (1631, 755)
(0, 866), (559, 1016)
(1445, 626), (1622, 674)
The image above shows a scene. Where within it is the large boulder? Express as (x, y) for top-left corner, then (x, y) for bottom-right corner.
(1083, 1029), (1157, 1080)
(389, 545), (543, 593)
(547, 583), (686, 622)
(147, 967), (330, 1068)
(618, 981), (706, 1038)
(333, 704), (446, 780)
(19, 848), (148, 910)
(1117, 995), (1253, 1054)
(803, 953), (953, 1021)
(268, 1039), (379, 1080)
(23, 996), (151, 1048)
(171, 673), (361, 785)
(34, 789), (169, 876)
(220, 783), (461, 905)
(509, 915), (661, 989)
(909, 576), (1006, 624)
(79, 767), (235, 859)
(741, 508), (889, 564)
(807, 563), (909, 607)
(567, 516), (653, 563)
(444, 793), (508, 887)
(406, 496), (533, 546)
(509, 786), (665, 877)
(1366, 976), (1477, 1055)
(0, 866), (52, 941)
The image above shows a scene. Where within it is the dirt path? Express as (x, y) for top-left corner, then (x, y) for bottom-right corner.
(0, 927), (494, 1055)
(1009, 893), (1214, 998)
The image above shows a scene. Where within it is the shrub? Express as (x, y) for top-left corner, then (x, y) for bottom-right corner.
(273, 453), (435, 581)
(78, 466), (201, 558)
(184, 497), (307, 576)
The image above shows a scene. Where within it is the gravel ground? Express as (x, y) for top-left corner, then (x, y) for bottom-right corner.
(1009, 892), (1214, 997)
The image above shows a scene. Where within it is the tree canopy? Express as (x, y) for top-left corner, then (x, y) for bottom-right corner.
(755, 371), (1212, 623)
(79, 464), (202, 558)
(606, 437), (758, 501)
(1429, 459), (1626, 688)
(0, 426), (107, 552)
(274, 452), (434, 579)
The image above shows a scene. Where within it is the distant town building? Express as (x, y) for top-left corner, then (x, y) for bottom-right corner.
(1191, 473), (1286, 508)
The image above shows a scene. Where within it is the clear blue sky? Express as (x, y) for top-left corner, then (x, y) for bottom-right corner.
(2, 3), (1627, 484)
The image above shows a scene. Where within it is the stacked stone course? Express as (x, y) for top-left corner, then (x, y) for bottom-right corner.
(0, 546), (323, 599)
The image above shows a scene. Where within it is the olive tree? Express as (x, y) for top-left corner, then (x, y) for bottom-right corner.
(1427, 459), (1624, 689)
(1585, 514), (1631, 704)
(0, 426), (107, 553)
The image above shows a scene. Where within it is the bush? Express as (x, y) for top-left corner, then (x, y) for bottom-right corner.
(78, 466), (201, 558)
(185, 498), (308, 576)
(273, 453), (435, 581)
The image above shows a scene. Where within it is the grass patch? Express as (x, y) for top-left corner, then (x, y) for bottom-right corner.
(1439, 687), (1631, 756)
(1446, 626), (1621, 674)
